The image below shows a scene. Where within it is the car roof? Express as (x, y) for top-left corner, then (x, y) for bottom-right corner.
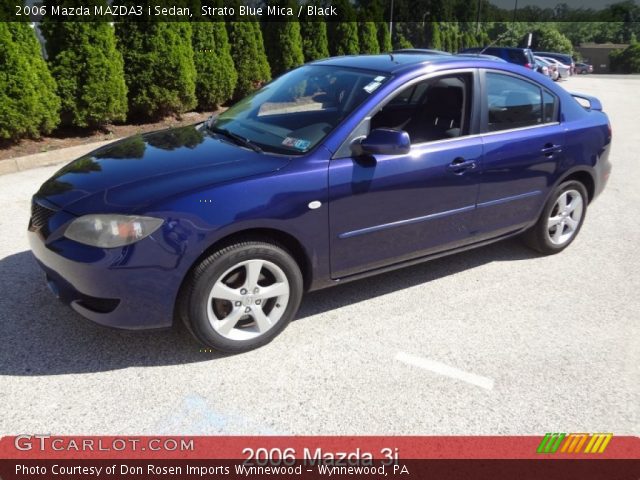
(311, 53), (481, 74)
(463, 46), (531, 52)
(392, 48), (450, 55)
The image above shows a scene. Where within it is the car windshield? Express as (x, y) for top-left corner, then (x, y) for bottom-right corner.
(209, 65), (389, 155)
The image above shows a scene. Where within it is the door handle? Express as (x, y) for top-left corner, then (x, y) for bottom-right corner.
(541, 143), (562, 157)
(448, 157), (477, 175)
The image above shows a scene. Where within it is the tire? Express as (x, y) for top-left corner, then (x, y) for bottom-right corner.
(178, 240), (303, 353)
(522, 180), (588, 255)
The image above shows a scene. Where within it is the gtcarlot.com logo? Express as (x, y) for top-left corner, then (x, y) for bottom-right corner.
(537, 433), (613, 454)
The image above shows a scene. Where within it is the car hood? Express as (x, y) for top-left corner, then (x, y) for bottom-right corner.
(35, 125), (291, 215)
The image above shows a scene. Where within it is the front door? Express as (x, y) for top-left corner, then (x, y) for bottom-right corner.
(328, 72), (482, 279)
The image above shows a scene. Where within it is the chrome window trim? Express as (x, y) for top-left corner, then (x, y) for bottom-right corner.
(478, 121), (561, 139)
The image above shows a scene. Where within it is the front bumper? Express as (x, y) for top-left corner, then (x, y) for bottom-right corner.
(28, 205), (186, 330)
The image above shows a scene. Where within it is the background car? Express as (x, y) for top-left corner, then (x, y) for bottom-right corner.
(29, 53), (612, 353)
(576, 62), (594, 74)
(456, 53), (506, 62)
(534, 56), (559, 81)
(534, 51), (575, 74)
(533, 58), (550, 77)
(460, 46), (535, 69)
(541, 56), (571, 79)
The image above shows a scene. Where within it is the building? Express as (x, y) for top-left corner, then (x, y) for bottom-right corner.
(577, 43), (629, 73)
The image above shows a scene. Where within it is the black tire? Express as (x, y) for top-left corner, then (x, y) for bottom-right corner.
(522, 180), (588, 255)
(178, 239), (303, 353)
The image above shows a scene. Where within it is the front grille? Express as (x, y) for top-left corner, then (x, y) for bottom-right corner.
(29, 201), (56, 237)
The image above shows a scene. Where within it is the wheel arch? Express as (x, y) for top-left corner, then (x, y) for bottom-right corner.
(174, 227), (313, 323)
(558, 168), (595, 203)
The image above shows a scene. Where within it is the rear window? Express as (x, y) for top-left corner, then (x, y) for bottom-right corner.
(485, 72), (558, 131)
(505, 50), (528, 65)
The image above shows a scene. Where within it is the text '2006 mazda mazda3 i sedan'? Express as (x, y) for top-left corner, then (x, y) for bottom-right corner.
(29, 53), (612, 352)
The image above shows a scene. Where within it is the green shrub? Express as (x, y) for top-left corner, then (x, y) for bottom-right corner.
(41, 8), (127, 129)
(262, 0), (305, 76)
(192, 21), (237, 110)
(300, 7), (330, 60)
(328, 22), (360, 56)
(328, 0), (359, 55)
(430, 23), (443, 50)
(377, 23), (393, 52)
(252, 22), (272, 82)
(116, 22), (197, 120)
(359, 22), (380, 54)
(0, 23), (60, 140)
(227, 21), (271, 99)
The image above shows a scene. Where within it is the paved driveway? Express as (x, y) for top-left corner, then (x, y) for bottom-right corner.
(0, 75), (638, 435)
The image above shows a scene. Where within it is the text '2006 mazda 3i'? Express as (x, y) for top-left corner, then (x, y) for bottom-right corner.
(29, 53), (612, 352)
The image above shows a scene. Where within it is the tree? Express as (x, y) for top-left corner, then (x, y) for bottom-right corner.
(252, 22), (272, 83)
(41, 4), (127, 129)
(359, 21), (380, 54)
(227, 21), (271, 98)
(191, 21), (237, 110)
(377, 23), (393, 52)
(430, 22), (443, 50)
(610, 43), (640, 72)
(530, 25), (573, 54)
(262, 1), (304, 76)
(116, 22), (197, 120)
(328, 0), (360, 55)
(300, 18), (330, 61)
(0, 23), (60, 140)
(393, 32), (413, 49)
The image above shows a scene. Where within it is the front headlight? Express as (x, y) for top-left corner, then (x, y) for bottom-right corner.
(64, 214), (164, 248)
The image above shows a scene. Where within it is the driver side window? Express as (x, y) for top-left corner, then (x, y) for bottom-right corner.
(370, 73), (472, 145)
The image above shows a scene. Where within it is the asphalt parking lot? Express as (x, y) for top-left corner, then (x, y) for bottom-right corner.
(0, 75), (638, 436)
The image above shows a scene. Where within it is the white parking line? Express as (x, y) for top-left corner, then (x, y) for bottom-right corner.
(395, 352), (495, 390)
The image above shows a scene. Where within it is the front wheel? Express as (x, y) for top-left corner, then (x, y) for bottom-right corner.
(179, 240), (303, 353)
(523, 180), (588, 255)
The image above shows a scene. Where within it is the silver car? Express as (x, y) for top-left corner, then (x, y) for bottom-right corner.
(534, 56), (559, 81)
(541, 56), (570, 79)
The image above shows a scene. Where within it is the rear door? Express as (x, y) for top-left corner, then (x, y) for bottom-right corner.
(473, 69), (564, 239)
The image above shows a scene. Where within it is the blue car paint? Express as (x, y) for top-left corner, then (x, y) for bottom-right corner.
(28, 54), (612, 330)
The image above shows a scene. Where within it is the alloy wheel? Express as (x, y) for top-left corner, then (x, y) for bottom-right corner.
(206, 259), (290, 341)
(546, 189), (584, 246)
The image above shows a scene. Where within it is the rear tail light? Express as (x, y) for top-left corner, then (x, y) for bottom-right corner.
(525, 63), (532, 69)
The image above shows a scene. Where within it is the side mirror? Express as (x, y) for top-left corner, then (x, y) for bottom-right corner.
(353, 128), (411, 156)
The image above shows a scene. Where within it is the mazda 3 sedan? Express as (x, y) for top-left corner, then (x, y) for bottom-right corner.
(29, 53), (612, 352)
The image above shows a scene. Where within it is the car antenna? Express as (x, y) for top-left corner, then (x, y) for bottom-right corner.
(479, 27), (514, 55)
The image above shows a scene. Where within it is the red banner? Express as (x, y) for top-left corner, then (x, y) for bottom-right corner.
(1, 436), (638, 480)
(1, 435), (639, 459)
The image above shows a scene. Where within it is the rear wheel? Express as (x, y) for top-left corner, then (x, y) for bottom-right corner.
(179, 240), (303, 353)
(523, 180), (588, 255)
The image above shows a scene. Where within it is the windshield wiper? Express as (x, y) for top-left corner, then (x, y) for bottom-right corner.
(207, 125), (263, 153)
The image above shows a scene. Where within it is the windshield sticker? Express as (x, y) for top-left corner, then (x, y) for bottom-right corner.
(374, 76), (386, 82)
(363, 81), (382, 93)
(282, 137), (311, 151)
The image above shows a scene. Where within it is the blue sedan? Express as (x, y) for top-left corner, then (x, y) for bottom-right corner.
(29, 53), (612, 352)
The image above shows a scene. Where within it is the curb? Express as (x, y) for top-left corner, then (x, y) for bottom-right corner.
(0, 138), (119, 176)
